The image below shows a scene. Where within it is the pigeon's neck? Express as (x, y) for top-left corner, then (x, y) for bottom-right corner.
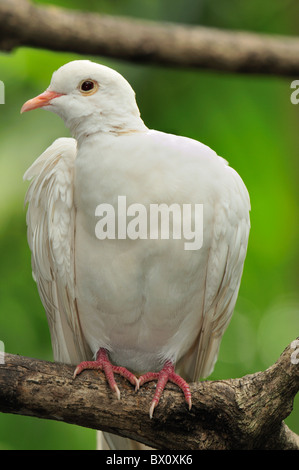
(65, 110), (147, 143)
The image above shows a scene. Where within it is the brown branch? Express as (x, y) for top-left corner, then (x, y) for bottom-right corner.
(1, 0), (299, 77)
(0, 338), (298, 450)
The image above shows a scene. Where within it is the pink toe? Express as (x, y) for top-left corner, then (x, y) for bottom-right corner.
(138, 360), (192, 417)
(73, 348), (138, 398)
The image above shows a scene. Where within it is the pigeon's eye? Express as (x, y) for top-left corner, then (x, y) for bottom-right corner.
(81, 81), (94, 91)
(79, 79), (98, 95)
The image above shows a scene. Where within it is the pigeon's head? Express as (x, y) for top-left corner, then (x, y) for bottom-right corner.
(21, 60), (146, 139)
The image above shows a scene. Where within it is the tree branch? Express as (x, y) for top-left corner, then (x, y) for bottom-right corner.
(1, 0), (299, 77)
(0, 338), (298, 449)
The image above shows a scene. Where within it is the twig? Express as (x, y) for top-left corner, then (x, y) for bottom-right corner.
(0, 338), (298, 449)
(0, 0), (299, 77)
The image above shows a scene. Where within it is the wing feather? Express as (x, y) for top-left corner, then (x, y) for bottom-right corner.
(178, 165), (250, 382)
(24, 138), (91, 364)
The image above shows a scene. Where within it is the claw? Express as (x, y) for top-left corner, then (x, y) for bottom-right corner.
(138, 360), (192, 418)
(73, 348), (138, 399)
(149, 399), (158, 420)
(112, 383), (121, 400)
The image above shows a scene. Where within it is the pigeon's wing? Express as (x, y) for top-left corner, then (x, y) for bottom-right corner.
(24, 138), (92, 365)
(177, 163), (250, 382)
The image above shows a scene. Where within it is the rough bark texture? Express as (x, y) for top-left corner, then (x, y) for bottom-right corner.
(1, 0), (299, 77)
(0, 339), (298, 450)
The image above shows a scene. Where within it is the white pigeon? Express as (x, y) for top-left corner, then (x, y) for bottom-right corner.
(21, 60), (250, 450)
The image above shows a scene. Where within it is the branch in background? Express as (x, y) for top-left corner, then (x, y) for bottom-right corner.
(0, 0), (299, 77)
(0, 339), (298, 450)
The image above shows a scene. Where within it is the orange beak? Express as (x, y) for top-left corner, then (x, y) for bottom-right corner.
(21, 90), (64, 113)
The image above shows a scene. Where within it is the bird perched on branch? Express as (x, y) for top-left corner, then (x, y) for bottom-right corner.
(21, 60), (250, 449)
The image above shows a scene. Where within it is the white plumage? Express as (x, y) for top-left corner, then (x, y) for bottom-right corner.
(22, 60), (250, 449)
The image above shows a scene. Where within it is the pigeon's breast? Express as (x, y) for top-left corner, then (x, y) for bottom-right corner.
(72, 132), (239, 371)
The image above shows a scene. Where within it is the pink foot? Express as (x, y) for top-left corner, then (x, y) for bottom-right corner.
(73, 348), (139, 399)
(138, 360), (192, 418)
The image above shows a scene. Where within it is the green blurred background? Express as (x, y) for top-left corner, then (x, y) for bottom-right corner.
(0, 0), (298, 449)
